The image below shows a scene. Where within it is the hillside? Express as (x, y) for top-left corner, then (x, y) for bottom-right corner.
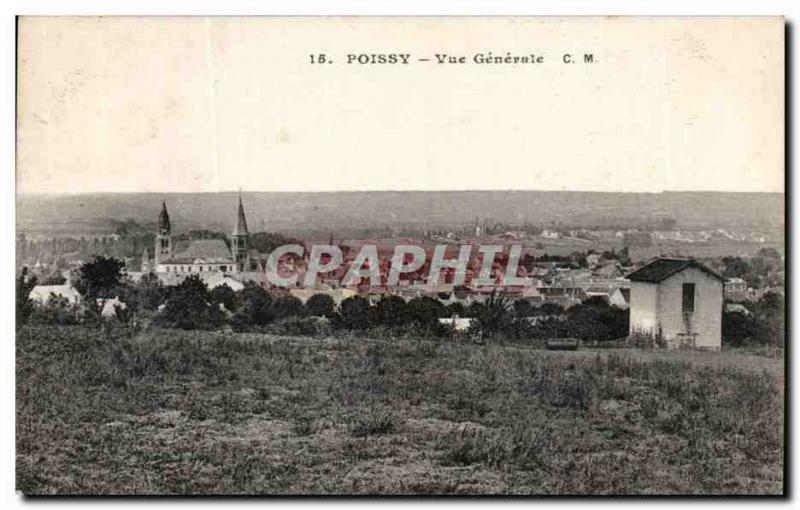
(17, 325), (783, 495)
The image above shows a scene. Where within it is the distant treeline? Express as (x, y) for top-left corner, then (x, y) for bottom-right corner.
(17, 190), (784, 236)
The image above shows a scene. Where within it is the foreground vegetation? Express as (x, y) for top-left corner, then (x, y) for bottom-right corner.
(17, 324), (783, 495)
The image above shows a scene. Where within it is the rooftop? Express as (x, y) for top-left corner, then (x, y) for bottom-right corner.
(625, 257), (726, 283)
(163, 239), (234, 264)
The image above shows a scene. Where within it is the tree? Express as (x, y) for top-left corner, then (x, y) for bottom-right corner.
(157, 275), (223, 330)
(304, 293), (335, 318)
(233, 282), (274, 327)
(210, 284), (238, 313)
(338, 296), (372, 330)
(74, 256), (126, 300)
(31, 293), (80, 326)
(72, 256), (125, 326)
(537, 302), (565, 317)
(272, 295), (304, 319)
(372, 295), (409, 327)
(16, 268), (37, 327)
(469, 291), (516, 339)
(565, 296), (629, 342)
(444, 301), (466, 318)
(513, 299), (535, 317)
(722, 310), (759, 347)
(720, 256), (751, 279)
(753, 291), (784, 347)
(136, 272), (167, 311)
(406, 296), (445, 328)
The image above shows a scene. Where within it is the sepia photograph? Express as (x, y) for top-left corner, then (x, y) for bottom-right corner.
(14, 16), (785, 496)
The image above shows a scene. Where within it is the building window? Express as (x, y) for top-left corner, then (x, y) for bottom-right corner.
(200, 266), (204, 272)
(682, 283), (695, 313)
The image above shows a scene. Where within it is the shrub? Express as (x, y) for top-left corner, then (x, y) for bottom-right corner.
(16, 269), (37, 327)
(29, 294), (81, 326)
(210, 284), (238, 313)
(565, 296), (628, 342)
(271, 295), (304, 320)
(304, 293), (335, 318)
(406, 296), (446, 330)
(372, 295), (409, 327)
(136, 272), (167, 311)
(232, 282), (274, 327)
(156, 275), (225, 330)
(337, 296), (373, 330)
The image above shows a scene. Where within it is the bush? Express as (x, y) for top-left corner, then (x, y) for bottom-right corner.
(468, 291), (517, 340)
(136, 272), (167, 311)
(723, 295), (783, 348)
(271, 295), (304, 320)
(337, 296), (372, 330)
(372, 295), (409, 327)
(29, 294), (81, 326)
(156, 275), (225, 330)
(16, 269), (37, 327)
(210, 284), (238, 313)
(406, 297), (445, 328)
(565, 296), (628, 342)
(232, 282), (274, 327)
(304, 294), (335, 318)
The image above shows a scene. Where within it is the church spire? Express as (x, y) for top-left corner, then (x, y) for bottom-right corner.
(233, 192), (248, 236)
(231, 192), (249, 266)
(158, 201), (171, 235)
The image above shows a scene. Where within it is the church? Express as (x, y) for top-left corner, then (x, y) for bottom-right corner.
(141, 196), (250, 275)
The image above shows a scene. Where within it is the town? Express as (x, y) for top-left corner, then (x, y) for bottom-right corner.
(17, 195), (784, 351)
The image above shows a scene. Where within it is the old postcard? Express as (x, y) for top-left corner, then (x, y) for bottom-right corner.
(15, 16), (784, 495)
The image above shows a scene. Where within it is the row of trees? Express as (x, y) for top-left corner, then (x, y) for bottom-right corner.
(19, 255), (782, 348)
(17, 256), (633, 342)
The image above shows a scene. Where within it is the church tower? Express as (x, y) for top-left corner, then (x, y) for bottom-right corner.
(231, 193), (249, 267)
(154, 201), (172, 266)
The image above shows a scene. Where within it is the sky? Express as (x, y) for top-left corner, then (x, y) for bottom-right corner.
(16, 17), (784, 194)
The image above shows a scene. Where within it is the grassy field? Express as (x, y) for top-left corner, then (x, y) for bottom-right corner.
(16, 325), (784, 495)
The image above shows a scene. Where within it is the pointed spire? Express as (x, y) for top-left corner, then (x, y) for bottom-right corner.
(233, 192), (248, 236)
(158, 201), (171, 235)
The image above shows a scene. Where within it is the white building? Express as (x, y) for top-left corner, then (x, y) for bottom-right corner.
(29, 284), (81, 305)
(626, 258), (725, 350)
